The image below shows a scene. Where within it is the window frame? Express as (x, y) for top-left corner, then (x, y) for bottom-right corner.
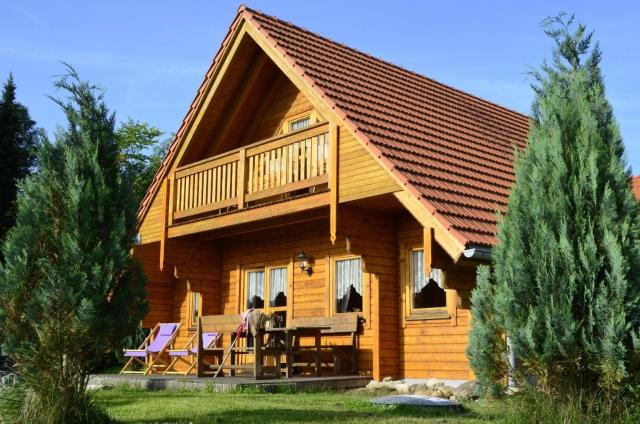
(404, 246), (450, 320)
(329, 254), (369, 319)
(241, 261), (292, 324)
(187, 291), (202, 330)
(281, 111), (317, 134)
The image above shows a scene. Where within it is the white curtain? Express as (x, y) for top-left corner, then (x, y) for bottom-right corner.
(335, 258), (362, 300)
(247, 270), (265, 309)
(269, 267), (288, 306)
(411, 249), (444, 292)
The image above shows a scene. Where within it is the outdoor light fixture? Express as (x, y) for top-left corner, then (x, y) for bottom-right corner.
(296, 251), (313, 276)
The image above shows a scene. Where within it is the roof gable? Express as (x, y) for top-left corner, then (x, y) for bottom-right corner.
(138, 5), (531, 253)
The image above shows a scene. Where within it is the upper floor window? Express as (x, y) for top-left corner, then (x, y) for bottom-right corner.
(410, 249), (446, 310)
(282, 111), (317, 134)
(289, 116), (311, 132)
(334, 257), (363, 313)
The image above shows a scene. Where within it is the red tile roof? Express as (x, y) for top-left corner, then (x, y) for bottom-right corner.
(245, 7), (530, 247)
(633, 176), (640, 200)
(139, 5), (531, 249)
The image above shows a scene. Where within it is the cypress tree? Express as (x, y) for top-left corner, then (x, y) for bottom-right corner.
(0, 74), (41, 242)
(468, 14), (640, 397)
(0, 66), (147, 423)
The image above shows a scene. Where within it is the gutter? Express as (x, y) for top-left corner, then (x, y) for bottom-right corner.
(462, 245), (492, 261)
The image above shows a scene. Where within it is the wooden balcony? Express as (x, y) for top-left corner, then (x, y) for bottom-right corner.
(170, 121), (330, 223)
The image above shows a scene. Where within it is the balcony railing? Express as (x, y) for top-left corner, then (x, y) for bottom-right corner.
(172, 121), (330, 221)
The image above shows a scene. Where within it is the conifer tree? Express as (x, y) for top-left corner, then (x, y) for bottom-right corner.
(0, 66), (147, 423)
(468, 13), (640, 397)
(0, 74), (41, 242)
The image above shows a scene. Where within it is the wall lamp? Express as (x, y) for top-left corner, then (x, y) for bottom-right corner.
(296, 251), (313, 276)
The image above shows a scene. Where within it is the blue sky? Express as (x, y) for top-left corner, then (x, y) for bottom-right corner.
(1, 1), (638, 173)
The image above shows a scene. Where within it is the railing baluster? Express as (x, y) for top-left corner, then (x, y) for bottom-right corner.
(301, 139), (307, 180)
(214, 167), (220, 203)
(207, 169), (212, 205)
(230, 162), (236, 198)
(272, 149), (277, 188)
(196, 172), (202, 207)
(318, 135), (324, 175)
(293, 142), (299, 182)
(306, 138), (312, 180)
(185, 175), (191, 210)
(248, 156), (254, 194)
(176, 178), (182, 212)
(311, 136), (318, 177)
(288, 144), (293, 183)
(260, 153), (265, 192)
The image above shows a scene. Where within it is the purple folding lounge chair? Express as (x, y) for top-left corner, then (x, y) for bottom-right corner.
(164, 332), (221, 375)
(120, 322), (181, 375)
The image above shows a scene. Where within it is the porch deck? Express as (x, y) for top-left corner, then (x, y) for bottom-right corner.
(89, 374), (371, 392)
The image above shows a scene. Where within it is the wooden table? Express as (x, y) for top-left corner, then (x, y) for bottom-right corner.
(264, 326), (329, 378)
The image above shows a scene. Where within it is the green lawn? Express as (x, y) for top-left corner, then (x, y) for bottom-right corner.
(95, 388), (506, 424)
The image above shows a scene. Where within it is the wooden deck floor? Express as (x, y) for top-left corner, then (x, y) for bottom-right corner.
(89, 374), (371, 392)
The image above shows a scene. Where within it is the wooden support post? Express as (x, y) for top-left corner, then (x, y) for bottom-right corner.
(168, 172), (176, 226)
(371, 272), (381, 381)
(237, 148), (246, 209)
(447, 289), (459, 327)
(253, 331), (263, 378)
(159, 179), (169, 271)
(329, 124), (339, 244)
(196, 318), (203, 377)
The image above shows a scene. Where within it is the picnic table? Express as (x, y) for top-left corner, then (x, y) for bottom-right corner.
(262, 326), (330, 378)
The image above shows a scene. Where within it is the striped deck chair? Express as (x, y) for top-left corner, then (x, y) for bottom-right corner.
(120, 323), (181, 375)
(164, 332), (221, 375)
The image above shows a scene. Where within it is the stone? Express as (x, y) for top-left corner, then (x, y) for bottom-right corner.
(382, 380), (400, 390)
(413, 387), (438, 397)
(424, 378), (443, 389)
(370, 395), (460, 411)
(434, 387), (454, 398)
(395, 383), (411, 394)
(453, 380), (478, 401)
(366, 380), (383, 390)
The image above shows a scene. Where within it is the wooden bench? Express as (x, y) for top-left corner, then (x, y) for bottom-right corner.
(290, 315), (362, 375)
(196, 314), (250, 377)
(196, 314), (279, 378)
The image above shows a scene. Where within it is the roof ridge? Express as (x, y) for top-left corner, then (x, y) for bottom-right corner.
(242, 5), (531, 122)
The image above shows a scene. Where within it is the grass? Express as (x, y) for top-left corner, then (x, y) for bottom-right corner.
(95, 387), (505, 424)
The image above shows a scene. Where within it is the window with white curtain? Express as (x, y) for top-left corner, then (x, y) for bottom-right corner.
(335, 257), (363, 313)
(246, 270), (265, 309)
(269, 267), (288, 308)
(410, 249), (446, 309)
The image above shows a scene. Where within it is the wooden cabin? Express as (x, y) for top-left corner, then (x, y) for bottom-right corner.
(134, 5), (531, 382)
